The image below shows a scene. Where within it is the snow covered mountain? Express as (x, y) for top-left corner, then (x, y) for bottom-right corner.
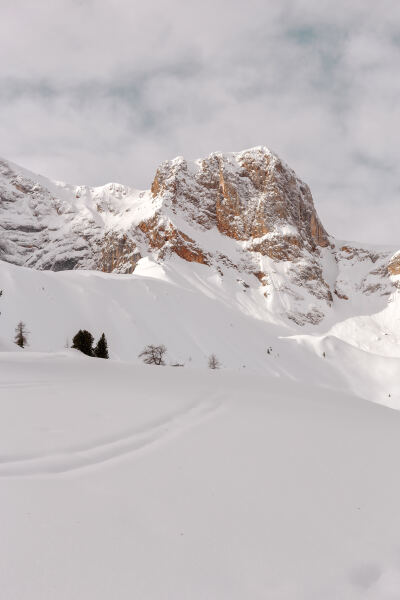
(0, 147), (399, 405)
(1, 147), (398, 328)
(1, 149), (400, 599)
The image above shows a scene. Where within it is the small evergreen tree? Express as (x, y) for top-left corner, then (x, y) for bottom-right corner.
(72, 329), (94, 356)
(94, 333), (109, 359)
(14, 321), (29, 348)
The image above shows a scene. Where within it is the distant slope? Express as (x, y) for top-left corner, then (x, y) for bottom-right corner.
(0, 258), (399, 408)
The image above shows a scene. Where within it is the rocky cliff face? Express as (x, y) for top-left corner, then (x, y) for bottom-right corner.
(388, 252), (400, 277)
(149, 149), (330, 258)
(0, 148), (398, 326)
(0, 159), (144, 273)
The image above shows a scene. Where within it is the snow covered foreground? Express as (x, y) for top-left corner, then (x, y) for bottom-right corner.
(2, 352), (400, 599)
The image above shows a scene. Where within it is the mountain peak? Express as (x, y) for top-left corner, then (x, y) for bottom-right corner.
(0, 148), (397, 326)
(150, 146), (330, 258)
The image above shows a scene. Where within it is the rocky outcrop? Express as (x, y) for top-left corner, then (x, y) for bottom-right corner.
(150, 148), (330, 259)
(334, 244), (396, 299)
(99, 233), (141, 274)
(388, 253), (400, 276)
(138, 215), (209, 265)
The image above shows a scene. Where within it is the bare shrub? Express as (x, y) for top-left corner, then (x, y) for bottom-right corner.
(208, 353), (221, 370)
(139, 344), (167, 366)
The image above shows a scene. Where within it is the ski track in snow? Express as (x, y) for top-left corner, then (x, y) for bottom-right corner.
(0, 393), (225, 478)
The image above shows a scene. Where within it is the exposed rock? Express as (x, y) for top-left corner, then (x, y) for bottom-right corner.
(388, 253), (400, 276)
(138, 215), (209, 265)
(99, 233), (141, 274)
(287, 309), (325, 326)
(334, 289), (349, 300)
(254, 271), (269, 286)
(339, 245), (380, 263)
(150, 148), (330, 254)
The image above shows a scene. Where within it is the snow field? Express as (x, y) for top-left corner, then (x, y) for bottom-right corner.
(1, 354), (400, 599)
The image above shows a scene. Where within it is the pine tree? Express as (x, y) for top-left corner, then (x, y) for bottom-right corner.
(72, 329), (94, 356)
(14, 321), (29, 348)
(94, 333), (109, 359)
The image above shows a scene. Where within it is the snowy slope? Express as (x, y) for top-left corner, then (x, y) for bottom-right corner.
(0, 258), (399, 408)
(2, 353), (400, 599)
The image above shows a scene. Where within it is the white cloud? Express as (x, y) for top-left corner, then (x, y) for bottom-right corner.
(0, 0), (399, 245)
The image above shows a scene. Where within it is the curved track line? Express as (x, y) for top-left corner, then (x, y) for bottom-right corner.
(0, 394), (225, 478)
(0, 395), (206, 463)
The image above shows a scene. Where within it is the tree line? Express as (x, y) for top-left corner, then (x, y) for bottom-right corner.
(72, 330), (109, 359)
(72, 334), (221, 368)
(11, 323), (110, 359)
(11, 322), (221, 368)
(5, 298), (221, 368)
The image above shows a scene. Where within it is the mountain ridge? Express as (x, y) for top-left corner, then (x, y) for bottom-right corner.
(0, 147), (398, 327)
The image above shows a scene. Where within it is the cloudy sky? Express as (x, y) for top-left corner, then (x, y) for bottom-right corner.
(1, 0), (399, 244)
